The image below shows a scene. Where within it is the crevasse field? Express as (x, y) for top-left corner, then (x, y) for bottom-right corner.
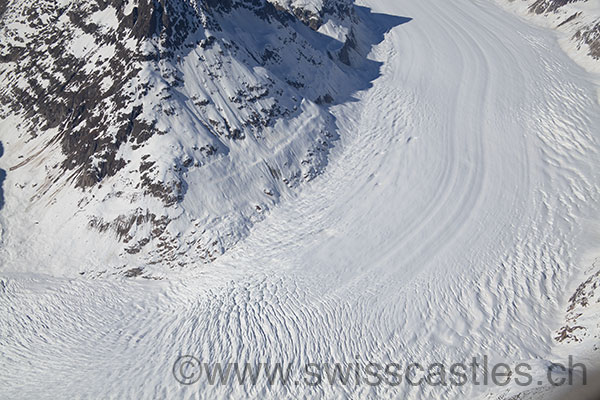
(1, 0), (600, 399)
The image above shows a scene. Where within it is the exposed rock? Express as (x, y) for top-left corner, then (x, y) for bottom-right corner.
(528, 0), (580, 14)
(514, 0), (600, 61)
(0, 0), (386, 273)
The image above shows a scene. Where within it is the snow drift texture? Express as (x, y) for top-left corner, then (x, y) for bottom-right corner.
(1, 0), (600, 399)
(499, 0), (600, 71)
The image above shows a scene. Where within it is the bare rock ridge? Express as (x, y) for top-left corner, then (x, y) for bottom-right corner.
(555, 258), (600, 347)
(1, 0), (356, 190)
(0, 0), (401, 275)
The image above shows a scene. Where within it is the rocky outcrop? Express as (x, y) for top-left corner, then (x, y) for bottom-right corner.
(0, 0), (380, 274)
(528, 0), (579, 14)
(574, 20), (600, 59)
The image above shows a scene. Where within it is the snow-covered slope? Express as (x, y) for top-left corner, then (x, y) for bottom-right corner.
(1, 0), (600, 399)
(0, 0), (371, 275)
(497, 0), (600, 72)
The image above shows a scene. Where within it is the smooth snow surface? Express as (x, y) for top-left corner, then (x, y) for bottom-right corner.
(2, 0), (600, 399)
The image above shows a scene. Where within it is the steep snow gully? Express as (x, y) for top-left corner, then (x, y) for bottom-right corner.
(2, 0), (600, 399)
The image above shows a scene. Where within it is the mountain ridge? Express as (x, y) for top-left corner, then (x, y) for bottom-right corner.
(0, 0), (400, 275)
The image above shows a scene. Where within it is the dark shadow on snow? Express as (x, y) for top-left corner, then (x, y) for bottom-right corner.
(163, 2), (412, 150)
(161, 2), (412, 108)
(316, 7), (412, 106)
(342, 7), (412, 103)
(357, 6), (413, 39)
(153, 3), (412, 197)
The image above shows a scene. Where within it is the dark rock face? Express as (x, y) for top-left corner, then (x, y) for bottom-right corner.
(1, 0), (163, 188)
(0, 0), (358, 197)
(555, 259), (600, 344)
(0, 0), (388, 271)
(292, 6), (322, 30)
(0, 0), (8, 18)
(574, 21), (600, 59)
(528, 0), (580, 14)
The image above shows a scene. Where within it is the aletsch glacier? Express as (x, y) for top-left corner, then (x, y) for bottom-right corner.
(1, 0), (600, 399)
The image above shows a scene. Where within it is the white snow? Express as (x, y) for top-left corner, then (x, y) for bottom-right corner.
(1, 0), (600, 399)
(495, 0), (600, 74)
(88, 6), (119, 32)
(69, 31), (97, 58)
(99, 75), (113, 93)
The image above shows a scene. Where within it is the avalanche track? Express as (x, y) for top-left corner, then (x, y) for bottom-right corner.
(2, 0), (600, 399)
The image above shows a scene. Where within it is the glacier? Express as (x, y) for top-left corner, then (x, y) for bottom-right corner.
(1, 0), (600, 399)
